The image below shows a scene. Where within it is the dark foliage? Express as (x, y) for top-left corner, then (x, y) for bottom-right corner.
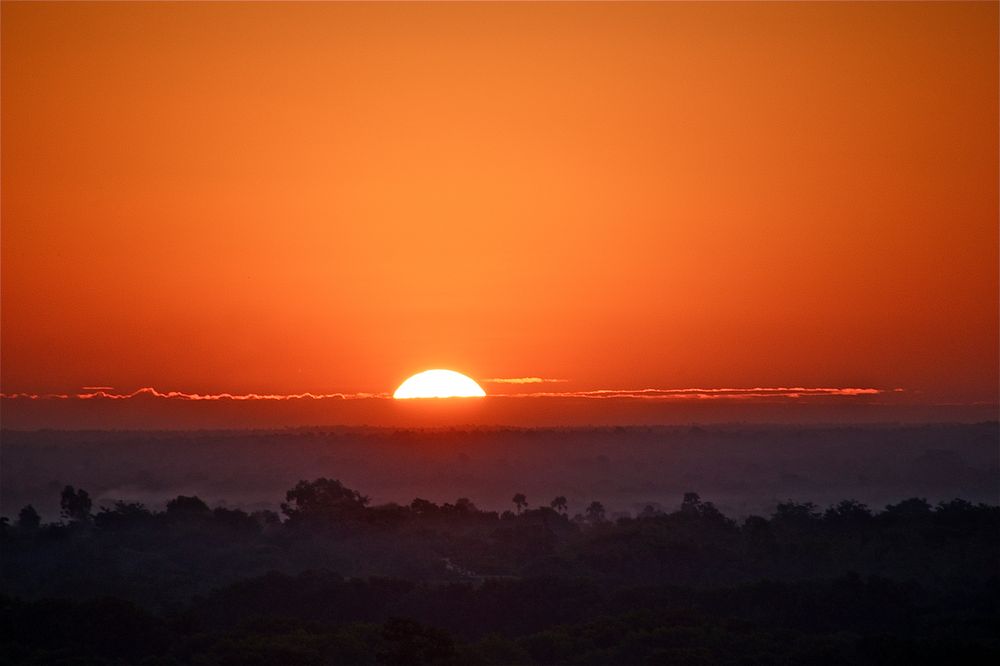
(59, 485), (92, 523)
(2, 478), (998, 664)
(15, 505), (40, 531)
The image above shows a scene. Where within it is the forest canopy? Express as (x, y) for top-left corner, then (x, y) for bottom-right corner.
(3, 477), (998, 664)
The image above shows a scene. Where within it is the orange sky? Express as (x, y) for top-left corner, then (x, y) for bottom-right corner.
(2, 1), (997, 423)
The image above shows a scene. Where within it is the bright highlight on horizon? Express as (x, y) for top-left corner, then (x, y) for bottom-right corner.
(393, 370), (487, 399)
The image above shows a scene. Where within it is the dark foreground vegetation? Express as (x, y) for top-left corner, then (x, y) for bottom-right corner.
(3, 478), (999, 665)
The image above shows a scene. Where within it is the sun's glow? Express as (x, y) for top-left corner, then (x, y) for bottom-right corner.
(393, 369), (486, 399)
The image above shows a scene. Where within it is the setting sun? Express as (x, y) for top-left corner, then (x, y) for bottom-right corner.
(0, 2), (996, 662)
(393, 370), (486, 399)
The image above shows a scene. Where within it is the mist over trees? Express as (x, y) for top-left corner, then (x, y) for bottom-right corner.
(3, 424), (996, 523)
(2, 472), (998, 664)
(2, 424), (997, 663)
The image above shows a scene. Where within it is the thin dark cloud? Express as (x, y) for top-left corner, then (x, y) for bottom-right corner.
(0, 385), (891, 402)
(490, 387), (890, 400)
(0, 387), (390, 401)
(483, 377), (569, 384)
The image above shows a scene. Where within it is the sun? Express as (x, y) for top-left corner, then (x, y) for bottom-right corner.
(393, 369), (486, 399)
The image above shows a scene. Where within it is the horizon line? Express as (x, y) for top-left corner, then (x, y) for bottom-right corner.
(0, 385), (900, 402)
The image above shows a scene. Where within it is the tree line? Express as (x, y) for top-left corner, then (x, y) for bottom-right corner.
(3, 478), (998, 664)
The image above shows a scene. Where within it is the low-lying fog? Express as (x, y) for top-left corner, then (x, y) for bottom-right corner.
(3, 423), (997, 521)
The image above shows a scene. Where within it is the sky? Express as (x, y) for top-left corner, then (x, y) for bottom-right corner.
(2, 1), (997, 427)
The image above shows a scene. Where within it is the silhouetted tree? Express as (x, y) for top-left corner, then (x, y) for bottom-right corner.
(410, 498), (439, 515)
(212, 507), (258, 532)
(773, 501), (821, 527)
(95, 501), (154, 531)
(681, 492), (702, 514)
(166, 495), (210, 518)
(825, 499), (872, 524)
(586, 501), (606, 524)
(550, 496), (568, 514)
(16, 505), (40, 531)
(639, 504), (662, 519)
(282, 478), (369, 525)
(454, 498), (477, 513)
(251, 509), (281, 527)
(512, 493), (528, 514)
(742, 515), (774, 552)
(932, 498), (989, 530)
(884, 497), (932, 519)
(60, 485), (92, 522)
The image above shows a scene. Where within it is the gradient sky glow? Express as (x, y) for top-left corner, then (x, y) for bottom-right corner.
(1, 1), (997, 427)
